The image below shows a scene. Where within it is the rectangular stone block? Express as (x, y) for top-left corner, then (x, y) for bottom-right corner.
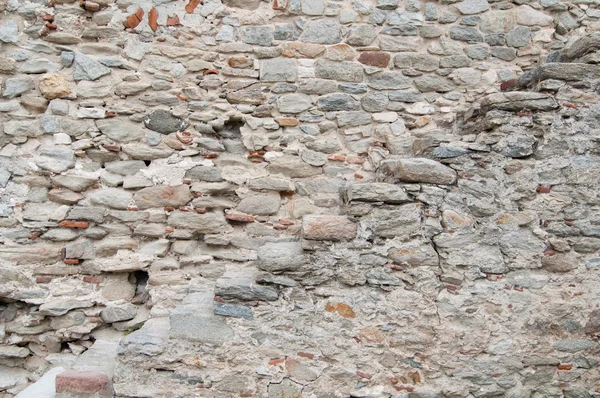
(302, 215), (357, 241)
(55, 370), (111, 397)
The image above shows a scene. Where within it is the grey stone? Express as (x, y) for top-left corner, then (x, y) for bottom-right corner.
(317, 93), (360, 111)
(395, 158), (457, 184)
(315, 60), (363, 82)
(214, 302), (253, 320)
(170, 293), (234, 345)
(88, 188), (133, 210)
(256, 273), (298, 287)
(376, 0), (398, 9)
(449, 26), (483, 42)
(223, 0), (261, 9)
(96, 119), (145, 142)
(457, 0), (489, 15)
(258, 241), (306, 272)
(433, 146), (470, 158)
(346, 183), (410, 203)
(120, 317), (170, 356)
(277, 93), (313, 114)
(61, 51), (75, 66)
(389, 90), (423, 102)
(361, 92), (389, 112)
(440, 55), (470, 68)
(301, 149), (328, 166)
(394, 53), (439, 71)
(345, 24), (378, 46)
(367, 72), (411, 90)
(168, 211), (233, 234)
(337, 111), (372, 127)
(274, 24), (300, 41)
(465, 45), (489, 60)
(19, 58), (61, 74)
(101, 303), (137, 323)
(36, 146), (75, 173)
(485, 33), (505, 46)
(2, 76), (34, 98)
(73, 52), (111, 81)
(215, 268), (278, 301)
(494, 134), (536, 158)
(267, 155), (321, 177)
(492, 47), (517, 61)
(39, 115), (59, 133)
(480, 92), (558, 112)
(338, 82), (368, 94)
(39, 299), (94, 316)
(553, 340), (596, 353)
(299, 79), (337, 94)
(506, 26), (531, 48)
(0, 20), (18, 44)
(236, 192), (281, 215)
(185, 166), (222, 182)
(461, 15), (480, 26)
(300, 19), (342, 44)
(302, 0), (325, 15)
(105, 160), (146, 176)
(388, 241), (439, 266)
(260, 58), (297, 82)
(241, 26), (274, 46)
(415, 75), (456, 92)
(388, 10), (425, 26)
(143, 110), (188, 134)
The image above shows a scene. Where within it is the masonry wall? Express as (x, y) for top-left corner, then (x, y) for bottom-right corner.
(1, 0), (600, 396)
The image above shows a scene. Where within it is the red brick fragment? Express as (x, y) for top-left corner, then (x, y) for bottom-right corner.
(63, 259), (80, 265)
(166, 15), (180, 26)
(558, 364), (573, 370)
(356, 371), (372, 379)
(55, 371), (111, 395)
(185, 0), (202, 13)
(268, 358), (285, 365)
(148, 8), (158, 32)
(59, 221), (89, 229)
(124, 8), (143, 29)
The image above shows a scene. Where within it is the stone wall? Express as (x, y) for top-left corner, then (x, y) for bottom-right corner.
(1, 0), (600, 396)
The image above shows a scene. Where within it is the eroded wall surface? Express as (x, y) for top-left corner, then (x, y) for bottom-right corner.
(1, 0), (600, 396)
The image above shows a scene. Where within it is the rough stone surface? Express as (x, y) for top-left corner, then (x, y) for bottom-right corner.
(0, 2), (599, 397)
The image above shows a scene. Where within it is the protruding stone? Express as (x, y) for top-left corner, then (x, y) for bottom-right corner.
(258, 241), (306, 272)
(394, 158), (457, 184)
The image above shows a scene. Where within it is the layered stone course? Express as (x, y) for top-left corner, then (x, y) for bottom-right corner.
(1, 0), (600, 396)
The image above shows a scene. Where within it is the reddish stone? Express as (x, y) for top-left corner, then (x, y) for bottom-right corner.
(297, 352), (314, 359)
(185, 0), (202, 13)
(275, 117), (298, 127)
(55, 371), (111, 395)
(165, 227), (174, 233)
(36, 276), (52, 283)
(325, 301), (356, 319)
(500, 78), (519, 91)
(328, 154), (345, 162)
(83, 276), (102, 284)
(302, 215), (357, 241)
(558, 364), (573, 370)
(42, 13), (54, 21)
(536, 185), (551, 193)
(228, 56), (253, 69)
(103, 144), (121, 152)
(226, 212), (255, 223)
(356, 371), (372, 380)
(59, 221), (89, 229)
(358, 51), (391, 68)
(148, 8), (158, 32)
(124, 8), (143, 29)
(268, 358), (285, 365)
(46, 23), (57, 30)
(166, 15), (180, 26)
(64, 259), (80, 265)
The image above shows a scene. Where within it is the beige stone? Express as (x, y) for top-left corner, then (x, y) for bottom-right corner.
(38, 73), (70, 100)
